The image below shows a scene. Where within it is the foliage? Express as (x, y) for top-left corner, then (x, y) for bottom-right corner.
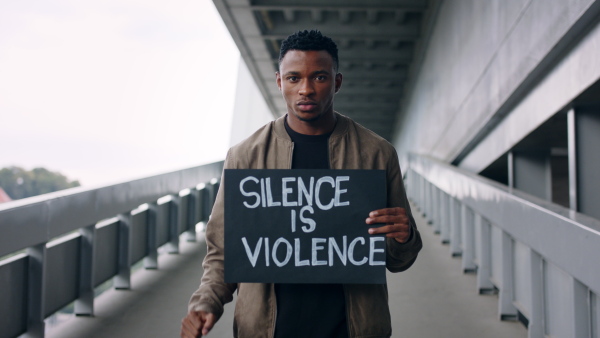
(0, 166), (80, 200)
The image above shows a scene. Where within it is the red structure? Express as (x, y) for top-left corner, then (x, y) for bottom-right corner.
(0, 187), (12, 203)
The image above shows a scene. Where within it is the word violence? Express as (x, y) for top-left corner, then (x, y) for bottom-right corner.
(241, 236), (385, 268)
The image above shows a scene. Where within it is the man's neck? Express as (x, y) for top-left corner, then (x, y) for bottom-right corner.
(285, 112), (337, 136)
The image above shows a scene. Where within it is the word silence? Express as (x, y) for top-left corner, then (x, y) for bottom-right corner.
(224, 169), (387, 284)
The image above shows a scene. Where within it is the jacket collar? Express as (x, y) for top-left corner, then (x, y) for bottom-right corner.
(272, 112), (350, 141)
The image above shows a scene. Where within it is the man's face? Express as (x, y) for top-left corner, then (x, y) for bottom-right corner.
(276, 50), (342, 123)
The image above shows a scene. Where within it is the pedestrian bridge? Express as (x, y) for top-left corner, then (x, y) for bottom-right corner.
(2, 153), (598, 338)
(4, 1), (600, 337)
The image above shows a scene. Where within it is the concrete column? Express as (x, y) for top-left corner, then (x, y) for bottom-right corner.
(575, 108), (600, 219)
(567, 109), (577, 211)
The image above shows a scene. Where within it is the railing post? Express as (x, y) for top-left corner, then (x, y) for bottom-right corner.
(24, 243), (46, 338)
(145, 203), (159, 269)
(528, 250), (544, 338)
(439, 192), (450, 244)
(498, 231), (517, 320)
(168, 195), (180, 254)
(418, 174), (425, 212)
(75, 224), (95, 316)
(449, 197), (461, 257)
(114, 212), (132, 289)
(432, 187), (440, 234)
(420, 175), (425, 211)
(186, 189), (198, 242)
(423, 180), (432, 224)
(592, 292), (600, 338)
(571, 278), (590, 338)
(476, 215), (494, 293)
(461, 205), (476, 272)
(210, 178), (220, 209)
(197, 184), (208, 224)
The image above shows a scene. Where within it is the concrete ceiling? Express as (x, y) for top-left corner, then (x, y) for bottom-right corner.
(213, 0), (437, 141)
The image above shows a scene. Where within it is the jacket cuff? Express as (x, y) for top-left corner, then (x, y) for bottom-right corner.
(188, 299), (223, 319)
(387, 223), (418, 256)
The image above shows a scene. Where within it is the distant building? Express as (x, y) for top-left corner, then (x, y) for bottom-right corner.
(0, 187), (12, 203)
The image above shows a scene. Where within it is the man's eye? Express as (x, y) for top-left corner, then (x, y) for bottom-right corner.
(316, 76), (326, 81)
(288, 76), (298, 82)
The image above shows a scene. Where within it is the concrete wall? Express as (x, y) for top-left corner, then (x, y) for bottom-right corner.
(229, 58), (275, 147)
(393, 0), (600, 172)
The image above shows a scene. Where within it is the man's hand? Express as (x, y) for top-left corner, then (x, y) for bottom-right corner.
(181, 311), (216, 337)
(366, 207), (411, 243)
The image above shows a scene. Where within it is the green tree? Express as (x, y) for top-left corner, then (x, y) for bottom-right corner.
(0, 166), (80, 200)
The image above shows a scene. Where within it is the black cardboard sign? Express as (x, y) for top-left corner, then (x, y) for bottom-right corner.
(224, 169), (387, 284)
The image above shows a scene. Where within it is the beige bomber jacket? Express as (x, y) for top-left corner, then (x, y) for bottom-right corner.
(188, 113), (423, 338)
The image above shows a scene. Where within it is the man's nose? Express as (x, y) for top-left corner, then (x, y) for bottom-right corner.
(298, 80), (315, 96)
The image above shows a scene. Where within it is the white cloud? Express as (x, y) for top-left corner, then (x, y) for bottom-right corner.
(0, 0), (239, 186)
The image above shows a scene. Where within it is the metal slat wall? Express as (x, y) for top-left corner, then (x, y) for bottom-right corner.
(0, 161), (223, 338)
(407, 153), (600, 338)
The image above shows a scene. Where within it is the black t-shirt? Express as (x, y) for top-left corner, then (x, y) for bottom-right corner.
(273, 118), (348, 338)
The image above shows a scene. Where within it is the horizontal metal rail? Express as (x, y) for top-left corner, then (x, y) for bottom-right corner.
(407, 153), (600, 338)
(0, 161), (223, 338)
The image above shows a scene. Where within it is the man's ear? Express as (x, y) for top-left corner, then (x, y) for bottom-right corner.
(334, 72), (343, 93)
(276, 72), (282, 91)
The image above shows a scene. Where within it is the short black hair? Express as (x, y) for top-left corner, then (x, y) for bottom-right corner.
(278, 30), (339, 72)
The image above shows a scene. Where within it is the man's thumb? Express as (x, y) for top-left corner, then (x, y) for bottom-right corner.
(202, 313), (216, 336)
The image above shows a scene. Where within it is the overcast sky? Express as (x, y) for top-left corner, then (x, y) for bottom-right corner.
(0, 0), (240, 187)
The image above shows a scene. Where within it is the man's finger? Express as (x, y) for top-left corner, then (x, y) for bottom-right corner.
(385, 231), (405, 238)
(369, 207), (406, 217)
(368, 224), (409, 235)
(202, 313), (217, 336)
(186, 312), (202, 327)
(181, 321), (198, 338)
(366, 215), (407, 225)
(182, 316), (202, 338)
(391, 232), (410, 243)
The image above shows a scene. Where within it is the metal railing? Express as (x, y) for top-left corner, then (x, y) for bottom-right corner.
(0, 161), (223, 338)
(406, 153), (600, 338)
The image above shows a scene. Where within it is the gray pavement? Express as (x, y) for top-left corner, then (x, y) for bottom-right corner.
(47, 203), (527, 338)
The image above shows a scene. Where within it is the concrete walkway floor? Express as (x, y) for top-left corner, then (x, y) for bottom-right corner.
(47, 203), (527, 338)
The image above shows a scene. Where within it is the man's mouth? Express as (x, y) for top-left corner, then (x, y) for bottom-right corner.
(297, 102), (317, 111)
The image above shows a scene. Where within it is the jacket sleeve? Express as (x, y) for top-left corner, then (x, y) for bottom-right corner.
(385, 147), (423, 273)
(187, 149), (238, 318)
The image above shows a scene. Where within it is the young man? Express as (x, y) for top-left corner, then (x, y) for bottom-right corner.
(181, 30), (422, 338)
